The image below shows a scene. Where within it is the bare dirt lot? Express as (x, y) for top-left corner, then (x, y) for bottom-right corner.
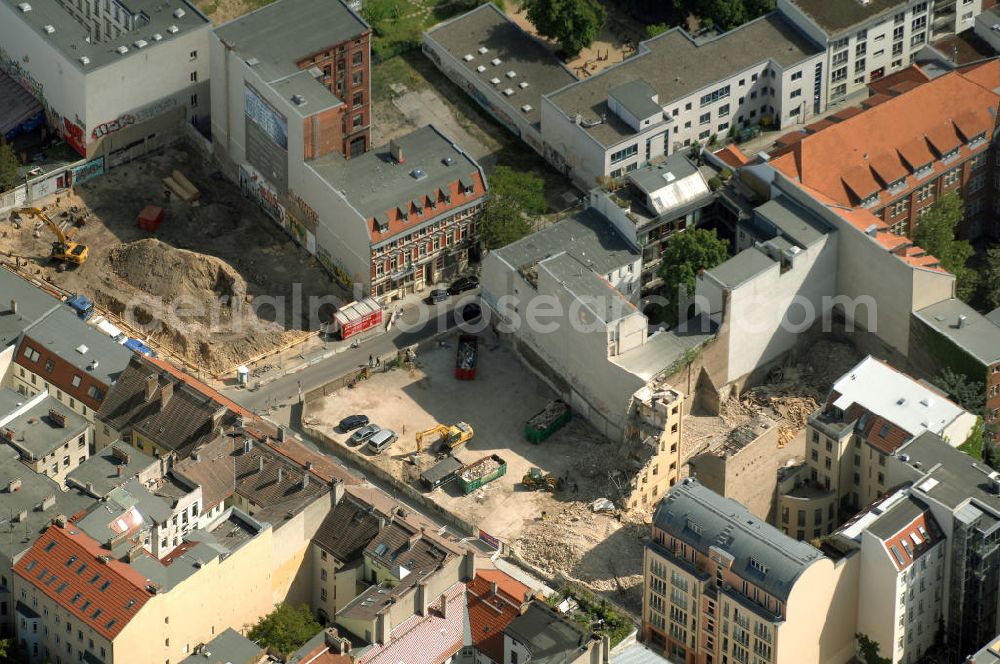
(305, 337), (647, 612)
(0, 144), (346, 375)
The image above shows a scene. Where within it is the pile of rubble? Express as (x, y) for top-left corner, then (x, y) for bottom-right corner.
(459, 455), (502, 481)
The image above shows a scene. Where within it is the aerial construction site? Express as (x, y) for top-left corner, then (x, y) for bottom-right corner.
(0, 145), (347, 375)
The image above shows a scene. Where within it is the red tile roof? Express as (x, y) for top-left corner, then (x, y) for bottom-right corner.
(13, 523), (151, 640)
(770, 70), (1000, 207)
(369, 174), (487, 243)
(867, 65), (929, 97)
(863, 415), (910, 454)
(804, 118), (835, 133)
(468, 571), (531, 662)
(713, 144), (750, 168)
(358, 582), (465, 664)
(829, 106), (864, 122)
(861, 93), (892, 109)
(880, 510), (943, 572)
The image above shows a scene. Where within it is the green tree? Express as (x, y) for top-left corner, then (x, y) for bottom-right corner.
(645, 22), (669, 38)
(934, 366), (985, 414)
(0, 637), (26, 664)
(247, 603), (321, 659)
(959, 416), (985, 461)
(982, 245), (1000, 311)
(0, 142), (18, 192)
(856, 633), (891, 664)
(913, 192), (977, 301)
(658, 228), (729, 324)
(479, 166), (545, 250)
(524, 0), (606, 56)
(488, 165), (546, 216)
(702, 0), (746, 31)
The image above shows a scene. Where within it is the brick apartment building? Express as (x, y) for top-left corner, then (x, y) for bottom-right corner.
(770, 62), (1000, 240)
(643, 478), (855, 664)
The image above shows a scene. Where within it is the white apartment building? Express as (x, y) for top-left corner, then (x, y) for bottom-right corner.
(778, 0), (983, 104)
(0, 0), (210, 161)
(836, 488), (946, 664)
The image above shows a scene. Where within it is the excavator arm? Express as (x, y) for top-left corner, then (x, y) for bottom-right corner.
(15, 207), (67, 244)
(415, 425), (450, 453)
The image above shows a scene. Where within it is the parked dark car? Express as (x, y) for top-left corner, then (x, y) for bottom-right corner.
(349, 424), (382, 445)
(447, 276), (479, 295)
(338, 414), (369, 432)
(427, 288), (449, 304)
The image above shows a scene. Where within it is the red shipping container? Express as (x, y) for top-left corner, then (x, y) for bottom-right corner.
(138, 205), (165, 232)
(332, 297), (383, 340)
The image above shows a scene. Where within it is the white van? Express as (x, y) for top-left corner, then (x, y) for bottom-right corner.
(91, 316), (128, 344)
(367, 429), (398, 454)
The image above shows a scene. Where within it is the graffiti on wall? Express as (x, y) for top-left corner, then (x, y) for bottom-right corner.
(70, 157), (105, 185)
(63, 118), (87, 157)
(91, 114), (135, 140)
(289, 190), (320, 230)
(91, 98), (179, 141)
(0, 46), (45, 107)
(239, 163), (286, 225)
(465, 82), (520, 138)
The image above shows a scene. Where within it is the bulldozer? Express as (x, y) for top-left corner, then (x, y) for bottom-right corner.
(14, 207), (89, 266)
(521, 467), (563, 492)
(415, 422), (474, 454)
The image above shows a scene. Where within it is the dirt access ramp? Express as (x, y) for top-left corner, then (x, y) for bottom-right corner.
(0, 144), (346, 375)
(305, 338), (648, 614)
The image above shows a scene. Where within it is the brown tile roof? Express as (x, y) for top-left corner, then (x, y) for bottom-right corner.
(924, 123), (962, 156)
(861, 93), (892, 109)
(867, 151), (908, 185)
(364, 520), (452, 575)
(467, 571), (530, 662)
(864, 415), (910, 454)
(13, 523), (151, 640)
(358, 583), (465, 664)
(713, 144), (750, 168)
(312, 496), (382, 561)
(867, 65), (929, 97)
(841, 165), (880, 200)
(804, 118), (835, 133)
(771, 70), (1000, 206)
(829, 106), (864, 122)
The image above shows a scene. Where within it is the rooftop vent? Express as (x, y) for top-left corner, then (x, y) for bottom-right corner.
(116, 45), (128, 54)
(518, 81), (529, 89)
(490, 57), (502, 66)
(79, 56), (90, 65)
(442, 156), (455, 166)
(152, 33), (162, 40)
(463, 53), (474, 62)
(503, 88), (515, 96)
(133, 39), (147, 48)
(410, 169), (427, 180)
(521, 104), (533, 113)
(173, 7), (185, 17)
(291, 94), (306, 106)
(490, 77), (500, 86)
(76, 344), (89, 355)
(476, 65), (486, 73)
(167, 25), (179, 33)
(43, 24), (54, 33)
(246, 57), (260, 66)
(477, 46), (488, 54)
(505, 70), (516, 78)
(16, 2), (30, 11)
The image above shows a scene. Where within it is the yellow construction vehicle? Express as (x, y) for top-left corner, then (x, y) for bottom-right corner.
(14, 207), (89, 265)
(415, 422), (474, 453)
(522, 467), (562, 492)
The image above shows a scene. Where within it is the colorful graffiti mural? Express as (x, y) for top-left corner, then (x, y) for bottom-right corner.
(70, 157), (105, 185)
(91, 114), (135, 140)
(63, 118), (87, 157)
(90, 98), (179, 141)
(239, 163), (286, 225)
(0, 46), (45, 107)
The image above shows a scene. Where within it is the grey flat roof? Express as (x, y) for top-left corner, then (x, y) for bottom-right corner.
(505, 603), (595, 663)
(0, 389), (88, 460)
(866, 493), (929, 540)
(540, 253), (638, 324)
(611, 317), (716, 382)
(628, 153), (700, 198)
(271, 70), (343, 118)
(215, 0), (368, 82)
(970, 636), (1000, 663)
(899, 431), (1000, 513)
(915, 298), (1000, 365)
(609, 79), (662, 120)
(752, 195), (830, 248)
(0, 270), (61, 348)
(21, 307), (133, 388)
(653, 478), (823, 601)
(706, 246), (776, 289)
(179, 628), (263, 664)
(67, 444), (157, 498)
(0, 444), (95, 560)
(309, 124), (484, 237)
(547, 13), (822, 147)
(786, 0), (911, 36)
(425, 3), (578, 129)
(611, 642), (674, 664)
(495, 208), (638, 275)
(2, 0), (209, 72)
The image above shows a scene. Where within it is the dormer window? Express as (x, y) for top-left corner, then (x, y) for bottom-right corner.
(887, 177), (906, 193)
(941, 148), (959, 162)
(913, 162), (933, 179)
(969, 131), (987, 147)
(861, 193), (879, 207)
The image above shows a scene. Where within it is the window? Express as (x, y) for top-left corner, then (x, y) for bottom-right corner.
(352, 92), (363, 108)
(855, 58), (866, 73)
(190, 94), (198, 108)
(855, 42), (866, 57)
(893, 25), (904, 40)
(970, 152), (988, 169)
(71, 375), (81, 388)
(699, 112), (711, 126)
(791, 70), (802, 81)
(891, 197), (909, 219)
(610, 144), (638, 164)
(352, 51), (363, 66)
(915, 182), (934, 202)
(967, 173), (986, 194)
(320, 588), (327, 601)
(87, 385), (103, 401)
(718, 122), (729, 132)
(698, 130), (710, 140)
(942, 167), (961, 187)
(911, 32), (925, 47)
(352, 114), (363, 129)
(23, 347), (40, 362)
(892, 41), (904, 56)
(699, 84), (730, 107)
(832, 37), (849, 50)
(832, 50), (848, 67)
(189, 50), (197, 60)
(718, 104), (729, 117)
(189, 71), (197, 82)
(832, 67), (848, 83)
(352, 71), (363, 86)
(911, 15), (926, 32)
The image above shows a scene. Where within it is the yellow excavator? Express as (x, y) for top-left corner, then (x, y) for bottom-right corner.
(415, 422), (474, 453)
(14, 207), (89, 265)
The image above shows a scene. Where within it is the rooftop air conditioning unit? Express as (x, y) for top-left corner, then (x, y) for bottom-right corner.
(167, 24), (179, 33)
(476, 65), (486, 73)
(79, 56), (90, 65)
(521, 104), (533, 113)
(506, 70), (516, 78)
(43, 24), (54, 33)
(503, 88), (514, 96)
(291, 94), (306, 106)
(16, 2), (31, 11)
(173, 7), (185, 17)
(519, 81), (528, 89)
(463, 53), (474, 61)
(490, 77), (500, 86)
(116, 45), (129, 55)
(477, 46), (488, 54)
(133, 39), (147, 48)
(152, 33), (162, 40)
(490, 57), (502, 66)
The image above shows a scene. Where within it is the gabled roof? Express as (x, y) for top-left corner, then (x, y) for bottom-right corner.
(713, 144), (750, 168)
(313, 496), (382, 561)
(357, 582), (465, 664)
(468, 570), (530, 662)
(867, 494), (944, 572)
(13, 523), (151, 640)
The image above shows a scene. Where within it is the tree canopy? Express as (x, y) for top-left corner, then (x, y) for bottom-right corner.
(246, 603), (321, 659)
(610, 0), (774, 33)
(479, 166), (546, 250)
(934, 366), (985, 414)
(981, 245), (1000, 312)
(0, 143), (19, 192)
(657, 228), (729, 324)
(912, 193), (977, 301)
(524, 0), (606, 56)
(856, 634), (891, 664)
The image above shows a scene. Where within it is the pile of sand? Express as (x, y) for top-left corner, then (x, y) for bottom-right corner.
(97, 238), (293, 374)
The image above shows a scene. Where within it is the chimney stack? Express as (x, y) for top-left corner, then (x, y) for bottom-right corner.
(389, 139), (404, 164)
(462, 549), (476, 581)
(277, 426), (287, 443)
(144, 374), (157, 402)
(302, 473), (309, 490)
(277, 468), (284, 484)
(258, 456), (265, 473)
(159, 382), (173, 409)
(958, 314), (968, 329)
(117, 464), (124, 477)
(417, 581), (429, 616)
(9, 299), (16, 315)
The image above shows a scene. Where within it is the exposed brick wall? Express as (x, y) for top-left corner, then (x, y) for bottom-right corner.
(303, 106), (345, 161)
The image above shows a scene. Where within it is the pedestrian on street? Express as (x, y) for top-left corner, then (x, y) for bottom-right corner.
(368, 354), (373, 367)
